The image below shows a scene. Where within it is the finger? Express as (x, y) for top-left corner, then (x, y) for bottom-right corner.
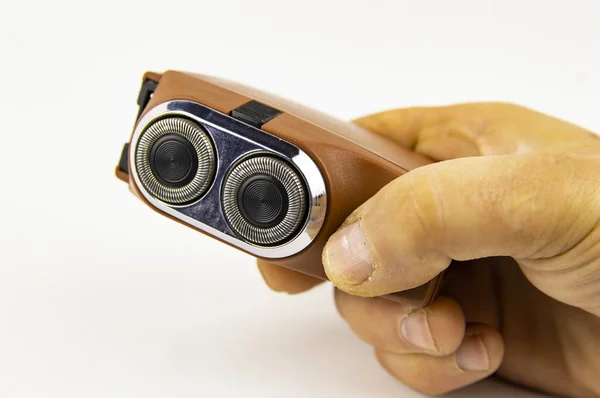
(335, 290), (465, 356)
(354, 103), (599, 160)
(375, 323), (504, 396)
(257, 260), (322, 294)
(322, 152), (600, 299)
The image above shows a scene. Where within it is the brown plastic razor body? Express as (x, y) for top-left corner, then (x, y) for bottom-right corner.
(117, 71), (443, 307)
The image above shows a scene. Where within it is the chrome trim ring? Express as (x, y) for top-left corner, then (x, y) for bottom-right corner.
(135, 117), (216, 204)
(222, 155), (307, 246)
(129, 100), (328, 259)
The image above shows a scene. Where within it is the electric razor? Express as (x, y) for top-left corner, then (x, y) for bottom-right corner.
(116, 71), (442, 306)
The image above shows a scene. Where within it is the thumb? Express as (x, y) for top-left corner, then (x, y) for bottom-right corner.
(322, 151), (600, 315)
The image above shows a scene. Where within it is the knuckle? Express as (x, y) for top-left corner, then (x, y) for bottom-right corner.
(375, 350), (458, 396)
(405, 167), (447, 245)
(395, 372), (453, 396)
(506, 152), (596, 258)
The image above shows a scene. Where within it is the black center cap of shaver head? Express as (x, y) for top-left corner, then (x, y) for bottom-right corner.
(149, 134), (198, 188)
(237, 174), (289, 228)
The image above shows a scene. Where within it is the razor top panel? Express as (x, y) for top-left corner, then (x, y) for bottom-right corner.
(118, 71), (442, 307)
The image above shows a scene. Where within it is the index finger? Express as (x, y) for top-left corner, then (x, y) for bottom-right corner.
(355, 103), (598, 160)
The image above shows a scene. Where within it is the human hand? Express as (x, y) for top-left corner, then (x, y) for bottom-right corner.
(259, 103), (600, 396)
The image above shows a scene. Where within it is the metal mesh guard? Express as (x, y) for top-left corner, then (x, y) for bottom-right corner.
(222, 156), (307, 246)
(135, 117), (216, 204)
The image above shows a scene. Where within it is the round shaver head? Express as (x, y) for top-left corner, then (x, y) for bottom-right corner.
(135, 117), (216, 205)
(222, 155), (308, 246)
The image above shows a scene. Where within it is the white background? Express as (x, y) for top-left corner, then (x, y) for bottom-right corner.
(0, 0), (598, 397)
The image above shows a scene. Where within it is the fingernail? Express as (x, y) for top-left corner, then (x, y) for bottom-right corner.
(324, 223), (373, 284)
(455, 335), (490, 372)
(399, 310), (438, 352)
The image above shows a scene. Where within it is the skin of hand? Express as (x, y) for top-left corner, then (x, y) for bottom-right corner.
(257, 103), (600, 397)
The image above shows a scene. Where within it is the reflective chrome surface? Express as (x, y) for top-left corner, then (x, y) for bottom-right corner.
(129, 100), (327, 259)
